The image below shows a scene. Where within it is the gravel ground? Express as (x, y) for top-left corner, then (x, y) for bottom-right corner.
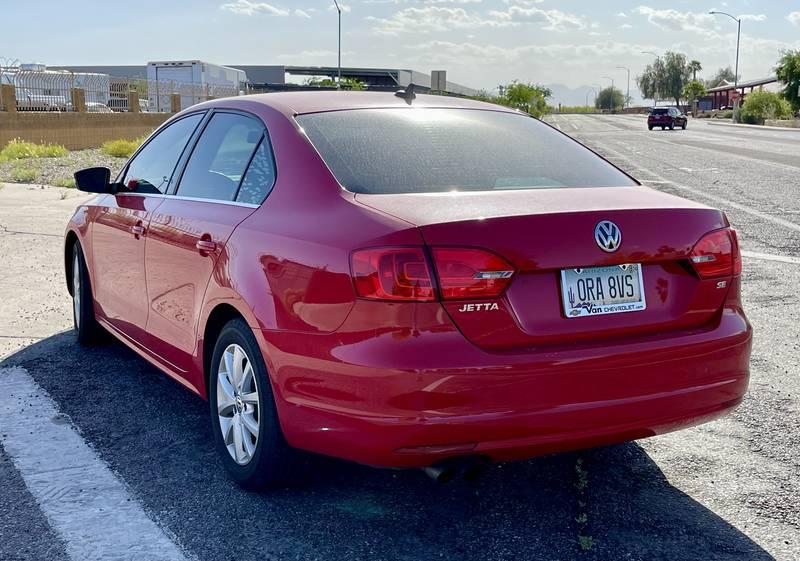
(0, 149), (125, 187)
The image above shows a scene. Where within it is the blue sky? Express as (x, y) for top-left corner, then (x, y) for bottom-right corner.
(3, 1), (799, 101)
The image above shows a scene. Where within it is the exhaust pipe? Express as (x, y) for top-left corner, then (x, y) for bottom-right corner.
(422, 464), (458, 484)
(422, 456), (489, 483)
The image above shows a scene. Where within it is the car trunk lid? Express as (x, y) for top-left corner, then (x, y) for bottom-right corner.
(356, 187), (731, 349)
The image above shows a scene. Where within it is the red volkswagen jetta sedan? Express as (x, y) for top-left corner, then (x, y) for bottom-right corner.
(65, 92), (751, 487)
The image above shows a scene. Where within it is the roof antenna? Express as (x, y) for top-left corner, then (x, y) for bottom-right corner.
(395, 83), (416, 103)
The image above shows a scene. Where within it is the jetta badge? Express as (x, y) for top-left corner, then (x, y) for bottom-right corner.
(595, 220), (622, 252)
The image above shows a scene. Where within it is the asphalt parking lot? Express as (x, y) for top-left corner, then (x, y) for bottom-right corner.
(1, 115), (798, 560)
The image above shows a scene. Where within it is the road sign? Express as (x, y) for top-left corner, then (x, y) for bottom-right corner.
(730, 91), (741, 100)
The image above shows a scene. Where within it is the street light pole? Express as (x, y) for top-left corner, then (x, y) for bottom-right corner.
(602, 76), (614, 112)
(710, 10), (741, 121)
(641, 51), (660, 108)
(333, 0), (342, 89)
(616, 66), (630, 109)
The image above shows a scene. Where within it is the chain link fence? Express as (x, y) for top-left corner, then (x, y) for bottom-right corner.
(0, 68), (243, 113)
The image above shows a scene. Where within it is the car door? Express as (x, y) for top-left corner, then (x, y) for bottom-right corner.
(91, 112), (204, 342)
(144, 110), (276, 379)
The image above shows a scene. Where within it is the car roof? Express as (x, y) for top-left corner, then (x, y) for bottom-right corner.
(201, 91), (521, 117)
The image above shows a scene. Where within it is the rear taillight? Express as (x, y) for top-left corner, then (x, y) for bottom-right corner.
(350, 246), (517, 302)
(431, 248), (515, 300)
(351, 247), (436, 301)
(689, 228), (741, 279)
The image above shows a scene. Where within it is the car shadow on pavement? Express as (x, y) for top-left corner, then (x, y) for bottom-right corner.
(1, 333), (775, 561)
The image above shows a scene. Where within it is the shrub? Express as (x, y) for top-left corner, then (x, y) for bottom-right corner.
(739, 90), (793, 125)
(101, 137), (144, 159)
(10, 165), (39, 183)
(0, 139), (68, 161)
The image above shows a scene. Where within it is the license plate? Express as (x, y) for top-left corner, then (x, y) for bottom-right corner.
(560, 264), (646, 318)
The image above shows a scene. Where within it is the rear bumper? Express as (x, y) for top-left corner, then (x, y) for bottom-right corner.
(258, 304), (751, 468)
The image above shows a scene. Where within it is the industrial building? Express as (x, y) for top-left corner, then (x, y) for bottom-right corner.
(51, 63), (478, 97)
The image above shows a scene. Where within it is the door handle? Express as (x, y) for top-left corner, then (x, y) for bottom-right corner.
(196, 239), (218, 254)
(130, 224), (145, 238)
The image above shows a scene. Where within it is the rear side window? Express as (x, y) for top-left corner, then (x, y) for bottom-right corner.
(297, 108), (636, 194)
(123, 113), (203, 194)
(177, 112), (264, 202)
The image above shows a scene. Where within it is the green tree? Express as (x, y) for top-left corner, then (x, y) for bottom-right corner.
(706, 66), (736, 88)
(688, 60), (703, 81)
(682, 80), (707, 102)
(739, 89), (793, 124)
(661, 51), (692, 108)
(502, 81), (552, 118)
(637, 52), (690, 107)
(595, 87), (624, 111)
(775, 49), (800, 112)
(636, 59), (662, 104)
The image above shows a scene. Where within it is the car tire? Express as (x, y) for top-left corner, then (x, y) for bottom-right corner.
(669, 122), (675, 130)
(682, 121), (687, 130)
(661, 126), (666, 130)
(209, 318), (294, 489)
(648, 125), (653, 130)
(71, 242), (103, 345)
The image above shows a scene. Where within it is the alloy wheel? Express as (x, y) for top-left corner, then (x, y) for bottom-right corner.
(73, 251), (81, 329)
(216, 344), (260, 465)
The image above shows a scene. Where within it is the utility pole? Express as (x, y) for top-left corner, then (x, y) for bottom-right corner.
(333, 0), (342, 89)
(616, 66), (630, 109)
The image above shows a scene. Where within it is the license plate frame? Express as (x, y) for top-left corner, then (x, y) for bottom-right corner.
(560, 264), (646, 318)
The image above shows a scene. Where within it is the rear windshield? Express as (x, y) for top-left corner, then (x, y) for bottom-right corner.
(652, 109), (669, 115)
(297, 108), (636, 194)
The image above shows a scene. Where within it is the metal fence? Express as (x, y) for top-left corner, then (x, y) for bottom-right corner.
(0, 69), (242, 113)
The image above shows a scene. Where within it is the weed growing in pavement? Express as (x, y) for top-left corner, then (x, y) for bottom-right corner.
(578, 535), (594, 551)
(574, 456), (593, 551)
(0, 139), (68, 161)
(101, 137), (145, 159)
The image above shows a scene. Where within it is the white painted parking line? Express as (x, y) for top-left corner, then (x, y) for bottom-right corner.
(742, 251), (800, 265)
(0, 367), (189, 561)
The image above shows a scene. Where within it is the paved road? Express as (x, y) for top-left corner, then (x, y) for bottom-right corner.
(0, 115), (798, 561)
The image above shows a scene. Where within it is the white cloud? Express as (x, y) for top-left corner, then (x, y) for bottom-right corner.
(617, 12), (627, 18)
(220, 0), (289, 16)
(367, 6), (512, 34)
(739, 14), (766, 22)
(788, 11), (800, 26)
(295, 8), (311, 18)
(489, 6), (589, 32)
(619, 23), (632, 29)
(635, 6), (716, 34)
(329, 2), (352, 12)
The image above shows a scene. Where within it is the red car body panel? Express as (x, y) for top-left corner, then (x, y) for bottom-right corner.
(65, 92), (751, 469)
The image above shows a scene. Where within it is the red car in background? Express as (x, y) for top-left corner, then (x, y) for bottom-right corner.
(66, 92), (751, 488)
(648, 107), (688, 130)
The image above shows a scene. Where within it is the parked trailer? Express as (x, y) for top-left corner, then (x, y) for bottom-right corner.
(146, 61), (248, 112)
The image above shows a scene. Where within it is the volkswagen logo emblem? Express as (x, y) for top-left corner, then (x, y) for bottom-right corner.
(595, 220), (622, 252)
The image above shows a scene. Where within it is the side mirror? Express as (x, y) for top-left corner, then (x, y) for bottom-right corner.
(74, 167), (113, 193)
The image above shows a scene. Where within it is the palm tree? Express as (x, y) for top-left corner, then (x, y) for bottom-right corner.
(689, 60), (703, 82)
